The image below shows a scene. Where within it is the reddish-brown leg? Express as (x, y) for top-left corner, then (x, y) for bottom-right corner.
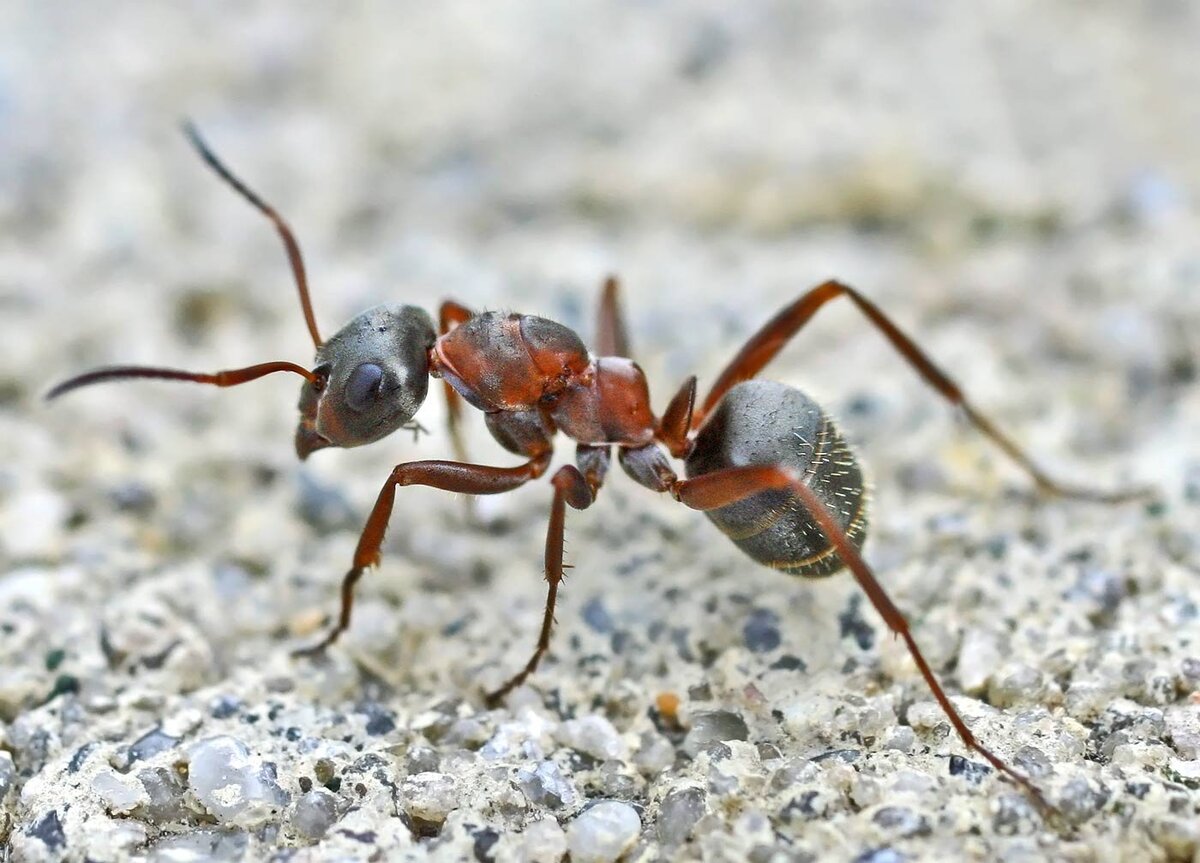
(485, 464), (595, 706)
(674, 463), (1052, 814)
(696, 279), (1145, 502)
(658, 376), (697, 459)
(296, 452), (552, 655)
(439, 300), (475, 463)
(595, 275), (631, 358)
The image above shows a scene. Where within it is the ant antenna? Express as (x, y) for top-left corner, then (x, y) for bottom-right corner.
(46, 361), (321, 401)
(182, 121), (323, 348)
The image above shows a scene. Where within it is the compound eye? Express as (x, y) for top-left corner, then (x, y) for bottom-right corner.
(345, 362), (384, 412)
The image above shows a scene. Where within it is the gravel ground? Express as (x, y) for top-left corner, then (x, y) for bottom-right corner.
(1, 3), (1199, 862)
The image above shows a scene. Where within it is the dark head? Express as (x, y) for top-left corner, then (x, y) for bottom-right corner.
(295, 304), (436, 459)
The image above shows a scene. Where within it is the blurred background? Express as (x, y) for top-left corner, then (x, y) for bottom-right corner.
(1, 2), (1198, 860)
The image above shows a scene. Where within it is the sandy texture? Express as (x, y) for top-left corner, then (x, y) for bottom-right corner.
(1, 3), (1198, 861)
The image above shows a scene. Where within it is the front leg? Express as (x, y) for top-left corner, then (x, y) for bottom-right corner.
(296, 452), (552, 655)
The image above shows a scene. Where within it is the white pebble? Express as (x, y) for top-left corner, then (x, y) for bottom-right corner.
(567, 800), (641, 863)
(521, 816), (568, 863)
(557, 716), (626, 761)
(92, 771), (148, 814)
(186, 736), (288, 827)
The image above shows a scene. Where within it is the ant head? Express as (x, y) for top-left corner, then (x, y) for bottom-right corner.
(296, 304), (436, 459)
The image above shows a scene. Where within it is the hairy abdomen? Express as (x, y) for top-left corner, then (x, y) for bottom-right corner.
(685, 380), (869, 577)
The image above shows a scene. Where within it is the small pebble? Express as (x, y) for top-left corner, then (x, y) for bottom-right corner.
(557, 716), (626, 761)
(128, 727), (180, 764)
(581, 596), (615, 634)
(146, 829), (249, 862)
(187, 736), (289, 827)
(137, 767), (190, 822)
(0, 752), (15, 799)
(517, 761), (577, 809)
(871, 806), (927, 838)
(295, 470), (358, 532)
(657, 786), (705, 846)
(92, 770), (148, 814)
(957, 628), (1001, 695)
(401, 772), (458, 824)
(1012, 746), (1052, 778)
(521, 816), (568, 863)
(683, 710), (749, 757)
(404, 745), (440, 775)
(1057, 777), (1106, 825)
(743, 608), (782, 653)
(884, 726), (915, 752)
(853, 849), (909, 863)
(988, 665), (1045, 708)
(290, 789), (339, 840)
(633, 732), (675, 775)
(567, 800), (641, 863)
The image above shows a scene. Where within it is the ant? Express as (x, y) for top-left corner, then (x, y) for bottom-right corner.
(49, 124), (1146, 813)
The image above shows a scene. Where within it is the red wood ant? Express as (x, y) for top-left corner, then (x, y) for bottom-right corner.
(49, 124), (1145, 812)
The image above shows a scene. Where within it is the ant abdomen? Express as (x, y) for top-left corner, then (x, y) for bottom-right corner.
(685, 380), (869, 577)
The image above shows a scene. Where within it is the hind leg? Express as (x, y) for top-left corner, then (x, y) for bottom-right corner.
(696, 280), (1147, 502)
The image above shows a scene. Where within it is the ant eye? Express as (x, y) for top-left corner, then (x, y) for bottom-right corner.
(345, 362), (384, 412)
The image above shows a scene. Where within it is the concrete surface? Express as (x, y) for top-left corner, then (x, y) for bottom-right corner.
(1, 3), (1198, 861)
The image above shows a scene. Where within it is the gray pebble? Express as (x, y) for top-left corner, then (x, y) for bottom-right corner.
(137, 766), (191, 823)
(871, 806), (927, 838)
(567, 800), (641, 863)
(683, 710), (749, 757)
(289, 789), (339, 840)
(517, 760), (577, 809)
(1057, 777), (1107, 826)
(743, 608), (782, 653)
(0, 751), (15, 799)
(987, 665), (1046, 708)
(404, 744), (441, 775)
(1012, 746), (1052, 778)
(295, 470), (358, 533)
(128, 727), (180, 764)
(657, 786), (705, 846)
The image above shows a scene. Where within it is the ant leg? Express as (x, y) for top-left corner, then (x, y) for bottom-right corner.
(658, 376), (697, 459)
(296, 451), (552, 655)
(673, 463), (1053, 814)
(595, 275), (631, 358)
(485, 464), (594, 706)
(438, 300), (475, 463)
(696, 280), (1147, 502)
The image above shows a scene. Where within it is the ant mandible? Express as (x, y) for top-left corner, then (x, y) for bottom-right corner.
(49, 124), (1146, 813)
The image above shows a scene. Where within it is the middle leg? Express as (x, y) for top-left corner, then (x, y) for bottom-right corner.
(485, 462), (595, 705)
